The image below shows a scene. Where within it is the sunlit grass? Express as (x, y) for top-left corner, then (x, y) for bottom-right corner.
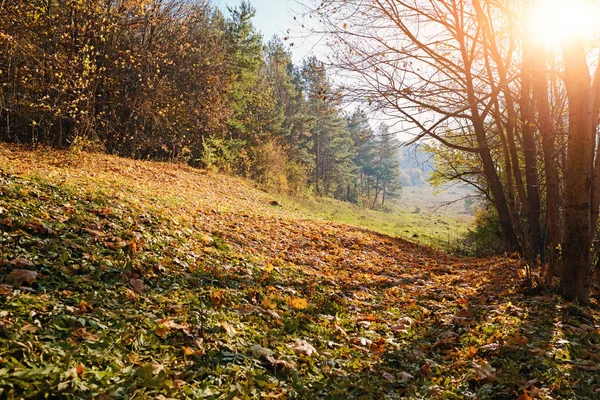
(279, 194), (473, 251)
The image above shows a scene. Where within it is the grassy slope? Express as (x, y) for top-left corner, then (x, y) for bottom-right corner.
(286, 196), (472, 251)
(0, 144), (599, 399)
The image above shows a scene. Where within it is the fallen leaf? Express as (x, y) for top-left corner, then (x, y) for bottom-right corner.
(9, 258), (34, 268)
(220, 320), (236, 337)
(288, 297), (309, 309)
(84, 228), (103, 239)
(250, 344), (275, 358)
(516, 389), (533, 400)
(0, 284), (13, 295)
(382, 371), (395, 381)
(399, 371), (415, 382)
(25, 221), (54, 234)
(21, 322), (39, 333)
(470, 360), (496, 381)
(265, 309), (281, 320)
(289, 339), (318, 357)
(151, 363), (164, 376)
(262, 298), (277, 309)
(72, 327), (100, 342)
(210, 289), (226, 307)
(8, 269), (37, 285)
(391, 323), (409, 333)
(130, 278), (145, 294)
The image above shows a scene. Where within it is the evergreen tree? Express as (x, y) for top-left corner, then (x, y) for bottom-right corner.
(302, 57), (356, 197)
(348, 109), (377, 205)
(372, 124), (402, 207)
(225, 1), (274, 145)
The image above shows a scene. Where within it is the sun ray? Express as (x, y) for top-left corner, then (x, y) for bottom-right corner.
(527, 0), (600, 47)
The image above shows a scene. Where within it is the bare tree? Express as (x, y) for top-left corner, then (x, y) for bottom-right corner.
(304, 0), (520, 248)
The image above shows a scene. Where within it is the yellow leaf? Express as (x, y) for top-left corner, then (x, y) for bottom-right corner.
(288, 297), (309, 309)
(262, 298), (277, 309)
(220, 320), (236, 337)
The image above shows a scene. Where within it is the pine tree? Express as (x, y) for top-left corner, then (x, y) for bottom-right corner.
(372, 124), (402, 207)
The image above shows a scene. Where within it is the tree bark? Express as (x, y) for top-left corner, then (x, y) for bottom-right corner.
(560, 37), (595, 305)
(531, 44), (563, 280)
(588, 50), (600, 230)
(519, 39), (543, 262)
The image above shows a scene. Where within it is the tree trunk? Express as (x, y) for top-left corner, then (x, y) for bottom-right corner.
(474, 118), (520, 252)
(588, 50), (600, 230)
(531, 44), (563, 280)
(560, 37), (595, 305)
(453, 8), (519, 252)
(520, 42), (543, 262)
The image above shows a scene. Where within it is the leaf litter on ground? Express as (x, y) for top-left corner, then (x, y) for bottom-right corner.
(0, 144), (599, 399)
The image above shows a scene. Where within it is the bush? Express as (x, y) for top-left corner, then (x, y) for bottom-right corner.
(461, 206), (506, 256)
(250, 141), (289, 191)
(249, 141), (308, 195)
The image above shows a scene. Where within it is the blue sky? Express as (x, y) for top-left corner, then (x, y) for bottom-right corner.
(215, 0), (321, 63)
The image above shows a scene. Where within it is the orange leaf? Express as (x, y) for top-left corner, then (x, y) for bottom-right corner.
(517, 389), (533, 400)
(210, 289), (226, 306)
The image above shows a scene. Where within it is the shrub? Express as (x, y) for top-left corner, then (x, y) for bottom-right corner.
(461, 206), (506, 256)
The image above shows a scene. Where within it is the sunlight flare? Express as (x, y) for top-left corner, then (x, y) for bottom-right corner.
(526, 0), (600, 47)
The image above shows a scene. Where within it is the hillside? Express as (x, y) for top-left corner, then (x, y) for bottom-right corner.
(1, 144), (599, 399)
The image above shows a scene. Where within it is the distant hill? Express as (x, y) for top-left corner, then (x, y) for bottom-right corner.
(397, 142), (435, 187)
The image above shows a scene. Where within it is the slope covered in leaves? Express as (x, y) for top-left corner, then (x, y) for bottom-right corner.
(0, 144), (599, 399)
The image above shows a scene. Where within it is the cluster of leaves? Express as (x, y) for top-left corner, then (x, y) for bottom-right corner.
(0, 145), (599, 399)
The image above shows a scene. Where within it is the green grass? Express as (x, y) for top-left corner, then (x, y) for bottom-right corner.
(280, 195), (472, 251)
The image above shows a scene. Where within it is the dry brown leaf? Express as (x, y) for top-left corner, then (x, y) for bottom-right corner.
(0, 284), (13, 295)
(124, 288), (138, 300)
(391, 323), (409, 334)
(399, 371), (415, 382)
(84, 227), (104, 239)
(9, 258), (34, 268)
(250, 344), (275, 358)
(265, 309), (281, 320)
(470, 360), (496, 381)
(210, 289), (226, 307)
(130, 278), (145, 294)
(21, 322), (39, 333)
(151, 363), (164, 376)
(516, 391), (534, 400)
(8, 269), (37, 285)
(382, 371), (395, 381)
(419, 362), (431, 375)
(72, 327), (100, 342)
